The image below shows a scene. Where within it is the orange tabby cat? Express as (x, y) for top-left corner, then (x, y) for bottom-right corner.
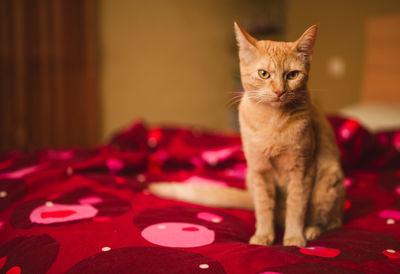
(149, 23), (345, 247)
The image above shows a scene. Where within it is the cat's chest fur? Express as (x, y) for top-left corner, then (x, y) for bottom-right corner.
(238, 97), (313, 172)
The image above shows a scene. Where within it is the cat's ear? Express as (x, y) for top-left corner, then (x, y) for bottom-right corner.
(295, 25), (318, 60)
(234, 22), (258, 63)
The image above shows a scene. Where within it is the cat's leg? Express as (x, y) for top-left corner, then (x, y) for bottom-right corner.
(305, 163), (345, 241)
(326, 175), (345, 232)
(326, 203), (343, 231)
(283, 167), (313, 247)
(248, 169), (276, 246)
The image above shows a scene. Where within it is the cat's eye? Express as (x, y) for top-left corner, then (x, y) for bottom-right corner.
(287, 71), (300, 80)
(258, 69), (270, 79)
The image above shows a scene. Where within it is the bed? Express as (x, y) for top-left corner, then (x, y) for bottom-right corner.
(0, 115), (399, 274)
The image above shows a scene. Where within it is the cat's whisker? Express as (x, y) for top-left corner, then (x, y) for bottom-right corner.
(224, 94), (245, 108)
(228, 90), (244, 95)
(224, 100), (242, 109)
(226, 94), (244, 102)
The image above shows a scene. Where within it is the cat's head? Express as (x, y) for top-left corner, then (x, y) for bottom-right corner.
(235, 22), (318, 107)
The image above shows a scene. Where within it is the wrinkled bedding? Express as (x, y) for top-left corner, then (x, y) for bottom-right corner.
(0, 116), (399, 273)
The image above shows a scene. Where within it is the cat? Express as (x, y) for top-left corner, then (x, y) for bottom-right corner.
(149, 23), (345, 247)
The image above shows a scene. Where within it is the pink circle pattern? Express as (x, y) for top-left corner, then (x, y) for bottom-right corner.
(141, 222), (215, 248)
(29, 203), (98, 225)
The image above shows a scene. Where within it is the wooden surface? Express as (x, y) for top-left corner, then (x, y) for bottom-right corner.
(362, 13), (400, 103)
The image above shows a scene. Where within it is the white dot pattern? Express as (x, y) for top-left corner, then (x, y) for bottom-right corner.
(387, 219), (395, 224)
(199, 264), (209, 269)
(0, 191), (7, 198)
(45, 201), (54, 207)
(102, 247), (111, 252)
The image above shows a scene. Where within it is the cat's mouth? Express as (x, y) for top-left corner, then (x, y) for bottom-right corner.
(245, 91), (295, 107)
(247, 97), (288, 107)
(269, 96), (293, 107)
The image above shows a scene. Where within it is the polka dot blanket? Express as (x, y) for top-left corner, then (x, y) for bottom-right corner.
(0, 116), (399, 273)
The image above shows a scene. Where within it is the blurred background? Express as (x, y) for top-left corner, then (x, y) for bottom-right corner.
(1, 0), (400, 152)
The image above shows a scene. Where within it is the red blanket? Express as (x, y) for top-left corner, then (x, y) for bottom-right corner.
(0, 116), (399, 273)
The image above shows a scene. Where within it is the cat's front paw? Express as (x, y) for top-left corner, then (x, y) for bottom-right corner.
(283, 235), (306, 247)
(305, 225), (323, 241)
(249, 233), (275, 246)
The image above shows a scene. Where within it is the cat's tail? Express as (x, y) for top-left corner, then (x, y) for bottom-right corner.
(148, 183), (254, 210)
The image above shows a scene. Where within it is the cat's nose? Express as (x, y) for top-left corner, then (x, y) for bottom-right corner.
(273, 90), (286, 97)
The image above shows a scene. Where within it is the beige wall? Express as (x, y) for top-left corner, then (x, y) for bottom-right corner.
(98, 0), (283, 139)
(285, 0), (400, 112)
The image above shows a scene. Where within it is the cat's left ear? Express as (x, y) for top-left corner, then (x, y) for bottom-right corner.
(234, 21), (258, 63)
(295, 25), (318, 60)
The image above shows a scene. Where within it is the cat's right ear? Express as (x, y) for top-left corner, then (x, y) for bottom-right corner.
(234, 22), (258, 63)
(295, 25), (318, 61)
